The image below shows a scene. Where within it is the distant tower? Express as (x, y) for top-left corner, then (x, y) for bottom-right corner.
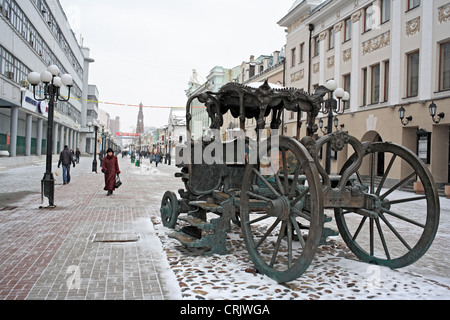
(136, 102), (144, 134)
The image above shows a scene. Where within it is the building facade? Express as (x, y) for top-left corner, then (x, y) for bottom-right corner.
(186, 51), (286, 142)
(0, 0), (94, 158)
(278, 0), (450, 188)
(185, 66), (239, 140)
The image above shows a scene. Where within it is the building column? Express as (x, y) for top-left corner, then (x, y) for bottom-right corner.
(319, 31), (326, 85)
(419, 0), (433, 101)
(60, 125), (65, 150)
(9, 106), (19, 157)
(53, 123), (59, 154)
(76, 131), (79, 150)
(350, 10), (361, 112)
(25, 114), (32, 156)
(334, 22), (342, 85)
(65, 127), (69, 147)
(70, 129), (74, 149)
(390, 0), (402, 105)
(37, 118), (43, 156)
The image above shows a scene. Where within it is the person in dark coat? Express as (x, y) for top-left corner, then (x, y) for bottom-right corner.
(154, 152), (160, 167)
(101, 148), (121, 196)
(58, 145), (76, 185)
(75, 148), (81, 164)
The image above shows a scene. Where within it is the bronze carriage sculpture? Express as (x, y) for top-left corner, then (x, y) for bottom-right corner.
(160, 81), (440, 283)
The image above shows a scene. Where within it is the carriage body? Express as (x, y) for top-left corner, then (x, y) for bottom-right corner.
(160, 81), (440, 283)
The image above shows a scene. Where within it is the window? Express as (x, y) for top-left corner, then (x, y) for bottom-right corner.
(407, 51), (420, 97)
(381, 0), (391, 23)
(364, 5), (373, 32)
(249, 65), (255, 78)
(362, 68), (368, 106)
(384, 61), (390, 101)
(371, 64), (380, 104)
(439, 41), (450, 91)
(299, 42), (305, 63)
(291, 47), (296, 67)
(344, 18), (352, 42)
(329, 28), (335, 50)
(343, 74), (351, 109)
(407, 0), (420, 11)
(313, 36), (320, 57)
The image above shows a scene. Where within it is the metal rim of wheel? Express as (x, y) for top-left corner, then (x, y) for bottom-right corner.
(240, 136), (324, 283)
(334, 142), (440, 269)
(160, 191), (180, 228)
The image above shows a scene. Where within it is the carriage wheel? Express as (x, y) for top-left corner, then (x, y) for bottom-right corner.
(160, 191), (180, 228)
(335, 142), (440, 268)
(240, 136), (324, 283)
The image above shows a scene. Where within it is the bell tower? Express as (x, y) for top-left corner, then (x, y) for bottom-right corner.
(136, 102), (144, 134)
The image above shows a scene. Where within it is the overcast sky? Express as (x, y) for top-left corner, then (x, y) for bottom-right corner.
(59, 0), (295, 132)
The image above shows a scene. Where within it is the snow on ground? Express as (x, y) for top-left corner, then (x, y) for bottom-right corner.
(1, 157), (450, 300)
(137, 160), (450, 300)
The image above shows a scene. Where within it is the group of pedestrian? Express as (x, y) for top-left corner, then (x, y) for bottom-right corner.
(57, 145), (121, 197)
(149, 152), (171, 167)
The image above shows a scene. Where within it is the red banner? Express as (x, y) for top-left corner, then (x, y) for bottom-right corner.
(116, 132), (139, 137)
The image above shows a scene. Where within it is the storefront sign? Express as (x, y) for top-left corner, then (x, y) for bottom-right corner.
(21, 90), (48, 118)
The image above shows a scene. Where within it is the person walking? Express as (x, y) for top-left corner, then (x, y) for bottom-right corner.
(101, 147), (121, 196)
(75, 148), (81, 164)
(58, 145), (76, 185)
(154, 152), (160, 167)
(149, 152), (154, 164)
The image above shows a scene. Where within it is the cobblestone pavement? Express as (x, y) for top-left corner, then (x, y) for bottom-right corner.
(1, 155), (449, 300)
(0, 156), (181, 300)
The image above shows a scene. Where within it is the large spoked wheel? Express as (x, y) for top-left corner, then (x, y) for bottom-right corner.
(160, 191), (180, 228)
(335, 142), (440, 269)
(240, 136), (324, 283)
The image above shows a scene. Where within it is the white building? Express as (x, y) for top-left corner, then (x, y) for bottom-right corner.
(0, 0), (94, 157)
(167, 108), (186, 157)
(278, 0), (450, 189)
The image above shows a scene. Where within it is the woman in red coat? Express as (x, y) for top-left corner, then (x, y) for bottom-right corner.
(101, 148), (121, 196)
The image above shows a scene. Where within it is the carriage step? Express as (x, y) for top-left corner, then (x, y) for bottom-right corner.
(179, 216), (214, 230)
(188, 201), (223, 213)
(213, 190), (231, 201)
(168, 231), (202, 247)
(168, 230), (229, 255)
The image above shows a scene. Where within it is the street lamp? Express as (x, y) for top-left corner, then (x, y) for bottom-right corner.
(28, 65), (73, 208)
(88, 121), (99, 173)
(318, 79), (349, 174)
(429, 101), (445, 124)
(398, 106), (413, 126)
(100, 124), (106, 155)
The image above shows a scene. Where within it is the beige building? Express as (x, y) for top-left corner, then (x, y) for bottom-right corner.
(278, 0), (450, 190)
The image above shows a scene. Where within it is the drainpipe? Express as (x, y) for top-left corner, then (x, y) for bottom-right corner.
(298, 23), (315, 140)
(308, 23), (315, 93)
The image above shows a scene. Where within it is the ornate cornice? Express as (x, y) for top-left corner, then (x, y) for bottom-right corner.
(334, 21), (343, 32)
(313, 63), (320, 74)
(327, 56), (335, 69)
(438, 3), (450, 23)
(362, 31), (390, 55)
(406, 17), (420, 37)
(290, 69), (305, 83)
(352, 10), (361, 22)
(343, 49), (351, 62)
